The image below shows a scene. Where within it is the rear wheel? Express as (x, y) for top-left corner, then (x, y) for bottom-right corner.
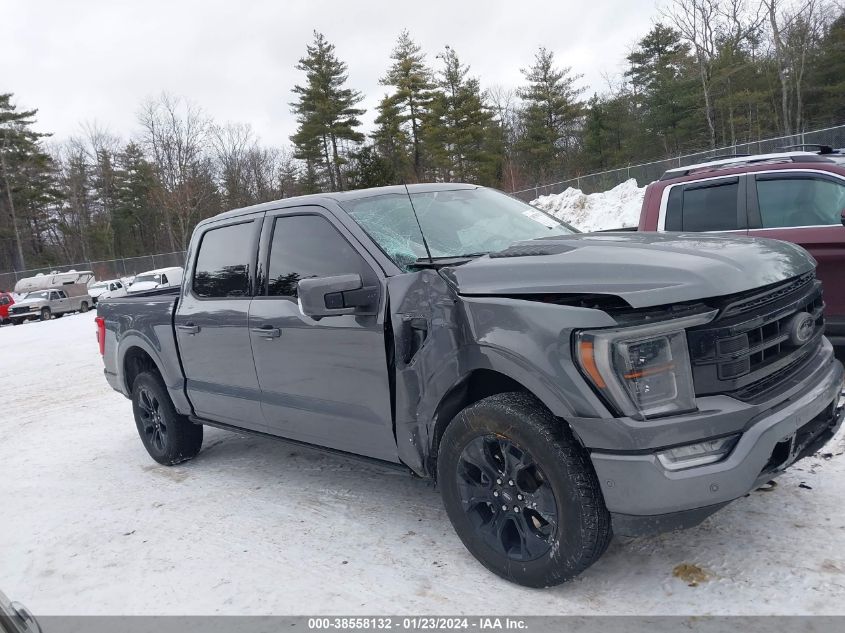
(437, 392), (612, 587)
(40, 307), (51, 321)
(79, 302), (89, 313)
(131, 371), (203, 465)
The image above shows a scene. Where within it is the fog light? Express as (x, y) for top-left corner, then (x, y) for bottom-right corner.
(657, 435), (739, 471)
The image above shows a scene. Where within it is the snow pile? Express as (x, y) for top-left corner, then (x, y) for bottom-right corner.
(531, 178), (645, 232)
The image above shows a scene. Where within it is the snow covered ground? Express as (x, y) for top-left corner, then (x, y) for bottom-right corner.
(2, 313), (845, 616)
(531, 179), (645, 232)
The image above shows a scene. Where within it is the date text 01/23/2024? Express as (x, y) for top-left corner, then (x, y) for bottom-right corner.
(307, 617), (528, 630)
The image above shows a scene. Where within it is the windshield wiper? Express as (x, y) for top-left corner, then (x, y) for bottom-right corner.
(409, 252), (488, 269)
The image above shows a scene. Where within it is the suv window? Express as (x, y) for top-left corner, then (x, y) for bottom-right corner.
(193, 222), (254, 298)
(267, 215), (375, 298)
(666, 179), (740, 231)
(756, 175), (845, 228)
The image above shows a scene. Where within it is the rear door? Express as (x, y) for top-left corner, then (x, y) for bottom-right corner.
(660, 175), (748, 234)
(746, 170), (845, 335)
(175, 214), (266, 431)
(249, 205), (398, 462)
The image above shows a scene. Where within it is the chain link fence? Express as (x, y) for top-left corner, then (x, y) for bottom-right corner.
(510, 124), (845, 202)
(0, 251), (187, 294)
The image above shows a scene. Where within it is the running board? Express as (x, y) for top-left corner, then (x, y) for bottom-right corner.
(189, 415), (414, 475)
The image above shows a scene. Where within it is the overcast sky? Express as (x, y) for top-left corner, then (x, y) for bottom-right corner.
(3, 0), (659, 148)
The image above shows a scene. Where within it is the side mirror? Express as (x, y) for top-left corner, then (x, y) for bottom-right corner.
(841, 209), (845, 227)
(298, 274), (378, 318)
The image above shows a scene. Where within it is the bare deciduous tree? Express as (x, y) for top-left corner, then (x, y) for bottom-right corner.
(138, 93), (212, 250)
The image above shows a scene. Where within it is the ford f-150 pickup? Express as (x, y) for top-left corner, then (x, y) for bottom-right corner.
(98, 183), (845, 587)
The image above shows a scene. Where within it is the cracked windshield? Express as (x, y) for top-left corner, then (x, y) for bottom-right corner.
(342, 187), (575, 269)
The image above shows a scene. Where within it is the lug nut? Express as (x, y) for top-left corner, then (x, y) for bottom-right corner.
(513, 506), (520, 513)
(496, 478), (502, 485)
(493, 491), (499, 497)
(517, 494), (523, 501)
(508, 479), (514, 486)
(501, 504), (508, 511)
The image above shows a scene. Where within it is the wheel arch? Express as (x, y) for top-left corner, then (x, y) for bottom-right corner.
(426, 367), (581, 480)
(122, 345), (162, 394)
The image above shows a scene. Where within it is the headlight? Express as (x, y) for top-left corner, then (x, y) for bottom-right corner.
(575, 311), (717, 419)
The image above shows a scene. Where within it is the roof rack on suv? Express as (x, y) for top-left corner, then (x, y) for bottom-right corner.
(660, 151), (833, 180)
(778, 144), (834, 154)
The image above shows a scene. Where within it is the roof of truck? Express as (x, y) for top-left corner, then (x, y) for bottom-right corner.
(206, 182), (480, 223)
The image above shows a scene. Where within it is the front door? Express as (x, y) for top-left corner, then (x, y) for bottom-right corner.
(249, 207), (398, 462)
(175, 215), (265, 431)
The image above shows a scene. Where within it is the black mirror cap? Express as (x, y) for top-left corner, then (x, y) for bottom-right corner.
(841, 208), (845, 227)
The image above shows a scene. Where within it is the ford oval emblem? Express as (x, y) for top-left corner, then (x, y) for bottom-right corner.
(787, 312), (815, 346)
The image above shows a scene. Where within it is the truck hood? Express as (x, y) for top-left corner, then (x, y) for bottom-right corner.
(127, 282), (158, 293)
(440, 232), (815, 308)
(13, 297), (47, 308)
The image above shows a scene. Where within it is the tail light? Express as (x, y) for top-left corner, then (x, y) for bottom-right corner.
(95, 316), (106, 356)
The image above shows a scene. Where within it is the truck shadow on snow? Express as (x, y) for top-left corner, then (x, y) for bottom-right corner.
(130, 424), (842, 592)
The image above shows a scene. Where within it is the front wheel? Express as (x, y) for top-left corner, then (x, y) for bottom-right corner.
(131, 371), (203, 465)
(79, 301), (89, 313)
(40, 307), (51, 321)
(437, 392), (612, 588)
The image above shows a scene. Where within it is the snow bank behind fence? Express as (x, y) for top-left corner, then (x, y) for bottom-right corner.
(531, 178), (646, 232)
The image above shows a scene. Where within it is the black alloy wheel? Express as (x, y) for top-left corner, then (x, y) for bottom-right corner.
(456, 434), (558, 561)
(137, 386), (168, 454)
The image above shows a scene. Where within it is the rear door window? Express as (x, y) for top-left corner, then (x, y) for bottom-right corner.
(677, 179), (741, 231)
(193, 222), (255, 298)
(755, 175), (845, 227)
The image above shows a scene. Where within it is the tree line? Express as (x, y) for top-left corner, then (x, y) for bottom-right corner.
(2, 0), (844, 272)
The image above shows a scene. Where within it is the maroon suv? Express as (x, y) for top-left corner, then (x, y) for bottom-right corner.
(639, 152), (845, 346)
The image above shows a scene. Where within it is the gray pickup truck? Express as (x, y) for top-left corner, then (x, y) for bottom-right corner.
(97, 183), (845, 587)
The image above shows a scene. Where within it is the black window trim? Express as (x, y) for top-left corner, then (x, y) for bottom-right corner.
(747, 170), (845, 229)
(189, 217), (263, 302)
(254, 206), (382, 303)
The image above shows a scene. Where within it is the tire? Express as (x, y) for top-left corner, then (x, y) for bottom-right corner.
(131, 371), (203, 466)
(11, 319), (21, 326)
(79, 302), (89, 313)
(437, 392), (612, 588)
(40, 307), (51, 321)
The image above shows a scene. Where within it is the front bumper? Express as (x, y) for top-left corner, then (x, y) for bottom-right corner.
(587, 346), (844, 536)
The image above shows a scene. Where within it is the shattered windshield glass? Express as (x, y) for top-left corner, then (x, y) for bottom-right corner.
(341, 188), (576, 270)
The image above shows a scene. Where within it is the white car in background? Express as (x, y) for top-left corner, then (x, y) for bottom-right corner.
(88, 279), (128, 303)
(127, 267), (183, 294)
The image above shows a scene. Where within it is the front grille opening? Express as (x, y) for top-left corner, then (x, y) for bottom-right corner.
(687, 273), (825, 401)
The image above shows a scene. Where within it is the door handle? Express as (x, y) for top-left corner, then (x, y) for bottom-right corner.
(250, 326), (281, 339)
(177, 324), (200, 335)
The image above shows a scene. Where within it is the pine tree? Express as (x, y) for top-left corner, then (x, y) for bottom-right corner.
(805, 13), (845, 126)
(112, 142), (159, 256)
(290, 31), (365, 191)
(516, 48), (584, 183)
(626, 24), (699, 155)
(372, 94), (410, 180)
(380, 30), (436, 179)
(0, 93), (57, 271)
(425, 46), (500, 184)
